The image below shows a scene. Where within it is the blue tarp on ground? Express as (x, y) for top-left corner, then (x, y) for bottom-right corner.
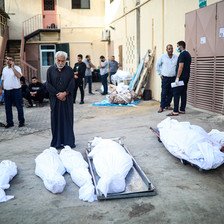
(92, 98), (139, 107)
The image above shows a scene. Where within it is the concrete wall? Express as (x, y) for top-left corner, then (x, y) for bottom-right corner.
(5, 0), (106, 68)
(57, 0), (106, 67)
(5, 0), (42, 39)
(105, 0), (221, 100)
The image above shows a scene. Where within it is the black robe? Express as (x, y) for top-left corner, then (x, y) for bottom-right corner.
(46, 64), (75, 148)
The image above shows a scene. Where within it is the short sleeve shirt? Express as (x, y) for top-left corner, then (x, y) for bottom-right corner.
(176, 50), (191, 79)
(1, 65), (22, 90)
(100, 61), (108, 76)
(109, 61), (118, 73)
(83, 60), (92, 76)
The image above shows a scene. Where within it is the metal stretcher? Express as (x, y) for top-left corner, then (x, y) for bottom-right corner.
(86, 138), (156, 200)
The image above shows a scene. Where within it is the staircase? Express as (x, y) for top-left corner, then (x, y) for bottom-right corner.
(5, 40), (21, 67)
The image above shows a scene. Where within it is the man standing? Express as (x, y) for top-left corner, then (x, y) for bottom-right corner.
(167, 41), (191, 116)
(109, 56), (119, 84)
(0, 55), (25, 128)
(46, 51), (75, 149)
(99, 55), (109, 95)
(83, 55), (95, 95)
(156, 44), (178, 113)
(73, 54), (86, 104)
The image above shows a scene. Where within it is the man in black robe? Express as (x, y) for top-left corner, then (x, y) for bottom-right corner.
(46, 51), (75, 149)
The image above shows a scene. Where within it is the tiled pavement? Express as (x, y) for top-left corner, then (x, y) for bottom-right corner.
(0, 100), (51, 142)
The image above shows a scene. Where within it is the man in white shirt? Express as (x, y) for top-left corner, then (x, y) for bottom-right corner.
(156, 44), (178, 113)
(99, 55), (109, 95)
(0, 55), (25, 128)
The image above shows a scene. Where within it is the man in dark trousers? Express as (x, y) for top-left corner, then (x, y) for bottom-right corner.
(73, 54), (86, 104)
(28, 76), (45, 107)
(167, 41), (191, 116)
(46, 51), (75, 149)
(0, 55), (25, 128)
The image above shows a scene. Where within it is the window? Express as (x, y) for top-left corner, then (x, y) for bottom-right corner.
(44, 0), (55, 10)
(72, 0), (90, 9)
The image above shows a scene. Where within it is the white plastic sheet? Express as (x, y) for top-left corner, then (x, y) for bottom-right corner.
(88, 138), (133, 197)
(111, 70), (132, 81)
(35, 147), (66, 194)
(208, 129), (224, 147)
(0, 160), (17, 203)
(60, 146), (96, 202)
(157, 118), (224, 170)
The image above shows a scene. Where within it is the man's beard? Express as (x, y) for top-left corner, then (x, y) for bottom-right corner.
(56, 63), (65, 69)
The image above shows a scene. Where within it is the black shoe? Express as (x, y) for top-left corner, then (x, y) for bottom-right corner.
(79, 101), (84, 104)
(89, 92), (95, 95)
(39, 103), (44, 107)
(5, 124), (14, 128)
(101, 93), (107, 95)
(18, 123), (25, 128)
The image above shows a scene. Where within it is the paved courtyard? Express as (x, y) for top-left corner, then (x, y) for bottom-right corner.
(0, 82), (224, 224)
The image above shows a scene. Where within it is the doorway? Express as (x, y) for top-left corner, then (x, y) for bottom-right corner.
(42, 0), (57, 29)
(40, 44), (56, 82)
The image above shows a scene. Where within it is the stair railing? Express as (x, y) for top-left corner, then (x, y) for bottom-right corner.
(0, 25), (9, 75)
(20, 59), (38, 82)
(23, 14), (60, 37)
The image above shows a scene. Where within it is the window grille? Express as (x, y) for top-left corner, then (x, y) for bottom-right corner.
(44, 0), (55, 10)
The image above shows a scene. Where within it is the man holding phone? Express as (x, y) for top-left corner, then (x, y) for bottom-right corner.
(0, 55), (25, 128)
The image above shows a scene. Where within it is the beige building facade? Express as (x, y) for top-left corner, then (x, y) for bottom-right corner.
(105, 0), (221, 101)
(3, 0), (106, 81)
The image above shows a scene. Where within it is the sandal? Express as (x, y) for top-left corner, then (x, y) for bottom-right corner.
(158, 108), (164, 113)
(167, 112), (179, 116)
(0, 122), (5, 127)
(179, 111), (185, 114)
(165, 107), (173, 110)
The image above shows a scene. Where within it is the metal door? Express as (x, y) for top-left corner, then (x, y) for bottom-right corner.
(40, 44), (56, 82)
(214, 1), (224, 113)
(216, 1), (224, 56)
(196, 4), (216, 57)
(186, 2), (224, 114)
(42, 0), (57, 29)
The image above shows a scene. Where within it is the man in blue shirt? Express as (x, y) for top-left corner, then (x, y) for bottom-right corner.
(109, 56), (119, 84)
(167, 41), (191, 116)
(84, 55), (95, 95)
(156, 44), (178, 113)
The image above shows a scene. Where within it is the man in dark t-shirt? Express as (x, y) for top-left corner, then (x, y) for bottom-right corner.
(73, 54), (86, 104)
(29, 76), (45, 107)
(167, 41), (191, 116)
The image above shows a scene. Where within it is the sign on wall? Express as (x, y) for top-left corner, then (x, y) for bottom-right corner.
(199, 0), (207, 8)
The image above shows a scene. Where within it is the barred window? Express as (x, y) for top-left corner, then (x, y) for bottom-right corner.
(44, 0), (55, 10)
(72, 0), (90, 9)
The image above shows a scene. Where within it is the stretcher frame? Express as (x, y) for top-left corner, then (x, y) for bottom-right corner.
(86, 138), (156, 200)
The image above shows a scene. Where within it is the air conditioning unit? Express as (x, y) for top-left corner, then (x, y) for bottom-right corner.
(102, 29), (110, 41)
